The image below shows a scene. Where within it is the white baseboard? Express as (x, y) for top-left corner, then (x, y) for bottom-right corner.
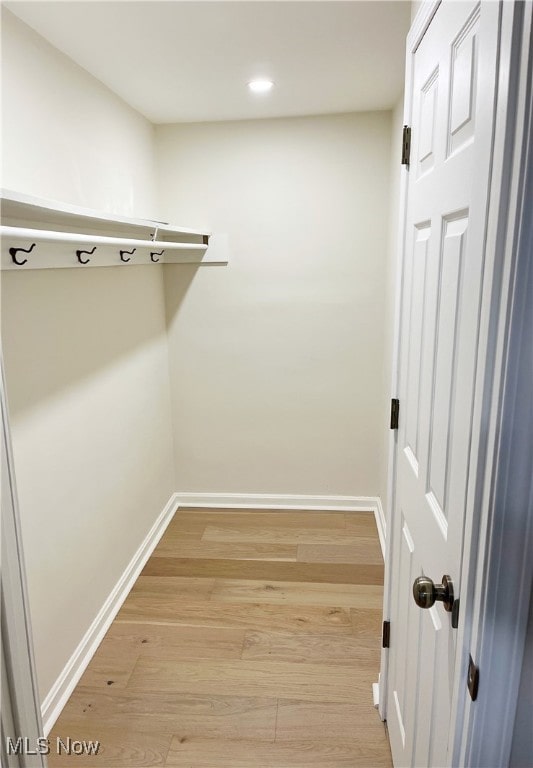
(174, 491), (379, 513)
(373, 497), (386, 559)
(41, 493), (179, 736)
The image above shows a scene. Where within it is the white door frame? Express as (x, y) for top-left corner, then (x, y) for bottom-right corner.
(1, 352), (47, 767)
(458, 1), (533, 762)
(381, 1), (533, 765)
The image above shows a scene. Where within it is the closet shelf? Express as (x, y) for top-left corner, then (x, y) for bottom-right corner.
(0, 189), (229, 270)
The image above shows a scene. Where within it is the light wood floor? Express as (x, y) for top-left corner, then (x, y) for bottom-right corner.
(49, 509), (392, 767)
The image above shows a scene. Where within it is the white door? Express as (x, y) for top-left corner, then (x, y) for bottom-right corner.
(1, 356), (46, 767)
(386, 2), (501, 766)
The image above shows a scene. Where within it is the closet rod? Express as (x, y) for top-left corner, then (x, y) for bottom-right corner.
(1, 226), (207, 251)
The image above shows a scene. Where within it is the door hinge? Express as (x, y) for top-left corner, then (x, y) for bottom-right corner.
(390, 398), (400, 430)
(467, 655), (479, 701)
(401, 125), (411, 167)
(382, 620), (391, 648)
(452, 597), (460, 629)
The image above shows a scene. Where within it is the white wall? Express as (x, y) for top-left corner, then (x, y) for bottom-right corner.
(156, 112), (392, 496)
(1, 8), (398, 704)
(1, 9), (157, 218)
(2, 269), (175, 701)
(1, 12), (175, 702)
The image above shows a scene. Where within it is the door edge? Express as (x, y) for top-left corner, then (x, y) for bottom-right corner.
(453, 1), (533, 764)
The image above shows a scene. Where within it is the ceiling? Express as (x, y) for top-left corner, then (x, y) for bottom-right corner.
(5, 1), (411, 124)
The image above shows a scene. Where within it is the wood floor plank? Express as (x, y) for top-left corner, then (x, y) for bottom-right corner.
(174, 511), (347, 528)
(297, 540), (383, 565)
(56, 690), (277, 740)
(152, 540), (299, 561)
(202, 525), (372, 545)
(101, 622), (245, 661)
(47, 726), (171, 767)
(49, 508), (390, 768)
(126, 659), (370, 703)
(241, 630), (380, 666)
(210, 579), (383, 608)
(131, 576), (215, 598)
(275, 699), (387, 741)
(165, 736), (392, 767)
(351, 608), (383, 640)
(178, 506), (256, 513)
(116, 598), (354, 634)
(344, 514), (380, 535)
(178, 507), (348, 518)
(76, 639), (140, 690)
(142, 557), (383, 585)
(159, 518), (206, 538)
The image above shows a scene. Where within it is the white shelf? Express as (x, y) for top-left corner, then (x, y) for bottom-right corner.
(0, 189), (228, 270)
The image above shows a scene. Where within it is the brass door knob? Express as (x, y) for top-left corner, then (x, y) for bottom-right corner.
(413, 574), (454, 612)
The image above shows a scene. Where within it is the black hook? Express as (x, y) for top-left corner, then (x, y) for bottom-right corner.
(120, 248), (136, 263)
(76, 246), (96, 265)
(150, 250), (164, 263)
(10, 243), (36, 266)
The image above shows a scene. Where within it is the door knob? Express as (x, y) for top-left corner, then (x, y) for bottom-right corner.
(413, 574), (454, 612)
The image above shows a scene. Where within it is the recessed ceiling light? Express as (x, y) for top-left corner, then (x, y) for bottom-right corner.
(248, 79), (274, 94)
